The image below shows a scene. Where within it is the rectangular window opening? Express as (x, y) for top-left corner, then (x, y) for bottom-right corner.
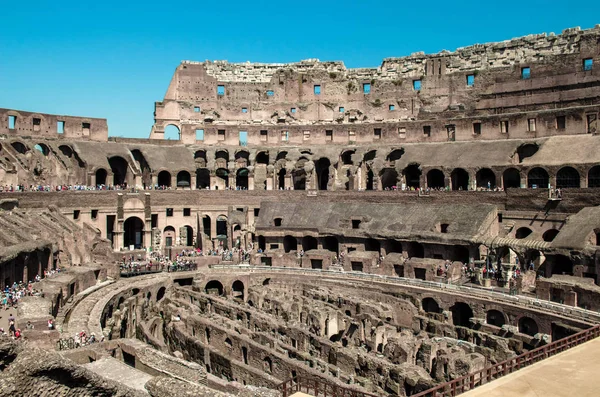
(260, 130), (268, 141)
(290, 108), (296, 113)
(500, 120), (509, 134)
(521, 67), (531, 80)
(556, 115), (566, 130)
(281, 131), (289, 141)
(82, 122), (91, 129)
(57, 121), (64, 134)
(398, 127), (406, 139)
(151, 214), (158, 228)
(32, 118), (41, 126)
(473, 122), (482, 135)
(413, 79), (422, 91)
(73, 210), (80, 220)
(314, 85), (321, 95)
(388, 104), (395, 111)
(528, 118), (536, 132)
(325, 130), (333, 141)
(583, 58), (593, 71)
(423, 125), (431, 137)
(467, 74), (475, 86)
(374, 128), (382, 139)
(339, 107), (345, 113)
(183, 208), (191, 216)
(266, 90), (274, 97)
(241, 107), (248, 113)
(8, 115), (16, 129)
(166, 208), (174, 217)
(195, 129), (204, 141)
(218, 130), (226, 141)
(363, 83), (371, 94)
(194, 106), (200, 112)
(303, 131), (310, 140)
(254, 208), (260, 217)
(91, 209), (98, 219)
(217, 85), (225, 96)
(269, 244), (278, 250)
(352, 219), (361, 229)
(239, 131), (248, 146)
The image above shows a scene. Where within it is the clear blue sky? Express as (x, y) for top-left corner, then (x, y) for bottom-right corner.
(0, 1), (598, 138)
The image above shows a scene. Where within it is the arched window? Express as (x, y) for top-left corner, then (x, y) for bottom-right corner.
(588, 166), (600, 188)
(426, 169), (445, 189)
(380, 168), (398, 190)
(542, 229), (560, 242)
(177, 171), (191, 188)
(157, 171), (172, 187)
(528, 168), (549, 188)
(503, 168), (521, 189)
(403, 164), (421, 189)
(283, 236), (297, 253)
(556, 166), (580, 188)
(451, 168), (469, 190)
(164, 124), (180, 140)
(515, 227), (533, 239)
(476, 168), (496, 189)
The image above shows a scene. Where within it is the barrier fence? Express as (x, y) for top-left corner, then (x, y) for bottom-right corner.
(411, 324), (600, 396)
(277, 376), (379, 397)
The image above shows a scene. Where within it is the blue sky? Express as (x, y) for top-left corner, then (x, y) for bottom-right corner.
(0, 1), (598, 138)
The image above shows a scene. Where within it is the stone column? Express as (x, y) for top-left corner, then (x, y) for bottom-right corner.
(191, 174), (197, 190)
(248, 174), (255, 190)
(171, 174), (177, 189)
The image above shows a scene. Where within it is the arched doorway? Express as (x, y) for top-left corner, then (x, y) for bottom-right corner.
(366, 169), (374, 190)
(109, 156), (129, 186)
(283, 236), (297, 253)
(163, 226), (176, 247)
(556, 166), (580, 188)
(302, 236), (318, 251)
(476, 168), (496, 189)
(232, 280), (244, 300)
(293, 158), (308, 190)
(322, 236), (339, 254)
(216, 216), (228, 249)
(183, 225), (194, 246)
(528, 168), (549, 188)
(426, 169), (445, 189)
(542, 229), (560, 242)
(177, 171), (191, 189)
(164, 124), (180, 140)
(256, 151), (269, 165)
(315, 158), (331, 190)
(422, 298), (440, 313)
(450, 302), (473, 327)
(236, 168), (249, 189)
(403, 164), (421, 189)
(216, 168), (229, 189)
(95, 168), (107, 186)
(196, 168), (210, 189)
(380, 168), (398, 190)
(157, 171), (171, 188)
(451, 168), (469, 190)
(486, 310), (506, 327)
(588, 166), (600, 188)
(123, 217), (144, 249)
(205, 280), (224, 296)
(518, 317), (539, 336)
(278, 169), (286, 189)
(503, 168), (521, 189)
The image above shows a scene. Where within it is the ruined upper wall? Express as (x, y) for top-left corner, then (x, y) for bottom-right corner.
(0, 108), (108, 141)
(152, 26), (600, 144)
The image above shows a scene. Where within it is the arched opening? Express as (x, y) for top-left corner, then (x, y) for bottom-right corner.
(518, 317), (539, 336)
(216, 216), (228, 248)
(196, 168), (210, 189)
(177, 171), (191, 188)
(216, 168), (229, 189)
(95, 168), (107, 186)
(527, 167), (549, 188)
(163, 226), (176, 247)
(215, 150), (229, 164)
(315, 158), (331, 190)
(542, 229), (560, 242)
(517, 144), (539, 163)
(422, 297), (440, 313)
(256, 151), (269, 165)
(407, 242), (424, 258)
(366, 169), (374, 190)
(503, 168), (521, 189)
(365, 238), (380, 252)
(341, 150), (354, 165)
(274, 218), (282, 227)
(108, 156), (129, 186)
(202, 215), (211, 239)
(386, 149), (404, 162)
(11, 141), (28, 154)
(403, 164), (421, 189)
(34, 143), (49, 156)
(276, 151), (288, 161)
(123, 217), (144, 249)
(236, 168), (249, 189)
(263, 357), (273, 374)
(515, 227), (533, 239)
(205, 280), (224, 296)
(283, 236), (297, 253)
(59, 145), (73, 157)
(164, 124), (180, 140)
(183, 225), (194, 246)
(322, 236), (339, 254)
(385, 240), (403, 254)
(156, 286), (166, 301)
(451, 168), (469, 191)
(278, 169), (286, 189)
(258, 236), (266, 251)
(232, 280), (244, 300)
(194, 150), (207, 167)
(588, 166), (600, 188)
(450, 302), (473, 327)
(293, 158), (307, 190)
(380, 168), (398, 190)
(551, 255), (574, 276)
(426, 169), (445, 189)
(476, 168), (496, 189)
(157, 171), (172, 188)
(486, 310), (506, 327)
(451, 246), (470, 263)
(556, 166), (580, 188)
(235, 150), (250, 167)
(302, 236), (318, 251)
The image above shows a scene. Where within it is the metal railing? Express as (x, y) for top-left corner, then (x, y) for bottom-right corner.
(411, 324), (600, 397)
(277, 376), (379, 397)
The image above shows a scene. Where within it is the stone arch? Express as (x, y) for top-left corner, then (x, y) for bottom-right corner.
(476, 168), (496, 189)
(205, 280), (224, 296)
(34, 143), (49, 156)
(380, 168), (398, 190)
(322, 236), (339, 254)
(177, 171), (191, 188)
(450, 302), (473, 327)
(163, 226), (176, 247)
(164, 124), (180, 140)
(407, 242), (424, 258)
(11, 141), (29, 154)
(156, 286), (166, 301)
(515, 227), (533, 239)
(216, 168), (229, 189)
(196, 168), (210, 189)
(422, 297), (440, 313)
(58, 144), (73, 157)
(183, 225), (194, 246)
(293, 158), (308, 190)
(341, 150), (355, 165)
(542, 229), (560, 242)
(277, 169), (286, 189)
(315, 158), (331, 190)
(503, 168), (521, 189)
(232, 280), (244, 300)
(283, 235), (297, 253)
(95, 168), (108, 186)
(426, 169), (445, 189)
(451, 168), (469, 190)
(588, 165), (600, 188)
(366, 168), (374, 191)
(556, 166), (580, 188)
(108, 156), (129, 186)
(235, 150), (250, 167)
(302, 236), (318, 251)
(518, 316), (539, 336)
(403, 164), (421, 189)
(194, 150), (207, 166)
(527, 167), (549, 188)
(486, 309), (506, 327)
(386, 149), (404, 162)
(123, 217), (144, 249)
(157, 170), (172, 188)
(258, 236), (266, 251)
(236, 168), (249, 189)
(256, 151), (269, 164)
(276, 151), (288, 161)
(517, 143), (539, 163)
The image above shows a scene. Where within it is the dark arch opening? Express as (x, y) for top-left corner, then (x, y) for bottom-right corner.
(366, 168), (374, 190)
(232, 280), (244, 300)
(123, 217), (144, 249)
(322, 236), (339, 254)
(528, 167), (549, 189)
(302, 236), (318, 251)
(380, 168), (398, 190)
(157, 170), (172, 188)
(216, 150), (229, 162)
(283, 236), (297, 253)
(315, 158), (331, 190)
(196, 168), (210, 189)
(542, 229), (560, 242)
(451, 246), (470, 263)
(131, 149), (152, 187)
(341, 150), (354, 165)
(476, 168), (496, 189)
(486, 310), (506, 327)
(278, 169), (286, 189)
(256, 151), (269, 164)
(216, 168), (229, 188)
(551, 254), (574, 276)
(451, 168), (469, 191)
(293, 158), (307, 190)
(205, 280), (224, 296)
(108, 156), (129, 186)
(236, 168), (249, 189)
(59, 145), (73, 157)
(156, 286), (166, 301)
(387, 149), (404, 162)
(517, 144), (539, 163)
(556, 166), (580, 188)
(183, 225), (194, 246)
(177, 170), (191, 188)
(518, 317), (539, 336)
(407, 242), (424, 258)
(235, 150), (250, 166)
(426, 169), (445, 189)
(258, 236), (266, 251)
(96, 168), (107, 186)
(403, 164), (421, 189)
(11, 141), (28, 154)
(385, 240), (403, 254)
(422, 297), (440, 313)
(202, 215), (211, 238)
(276, 151), (288, 161)
(365, 238), (380, 252)
(194, 150), (207, 166)
(515, 227), (533, 239)
(503, 168), (521, 189)
(34, 143), (49, 156)
(588, 166), (600, 188)
(450, 302), (473, 327)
